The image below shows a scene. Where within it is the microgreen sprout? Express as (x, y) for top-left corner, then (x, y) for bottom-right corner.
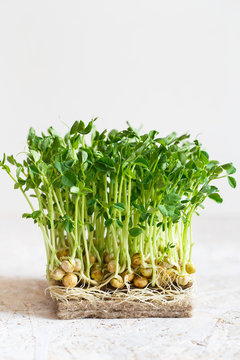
(0, 120), (236, 289)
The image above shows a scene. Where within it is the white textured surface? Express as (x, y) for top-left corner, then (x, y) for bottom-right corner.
(0, 214), (240, 360)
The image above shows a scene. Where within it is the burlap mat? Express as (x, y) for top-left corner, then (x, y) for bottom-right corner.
(56, 297), (193, 319)
(50, 284), (194, 319)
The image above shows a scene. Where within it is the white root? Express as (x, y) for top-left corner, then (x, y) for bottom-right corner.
(48, 280), (195, 306)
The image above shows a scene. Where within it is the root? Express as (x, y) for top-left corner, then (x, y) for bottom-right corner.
(47, 279), (195, 307)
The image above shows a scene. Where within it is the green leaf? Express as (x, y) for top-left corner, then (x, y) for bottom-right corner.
(103, 211), (108, 220)
(17, 177), (25, 185)
(40, 163), (50, 177)
(164, 132), (177, 145)
(213, 166), (223, 176)
(133, 203), (146, 213)
(99, 157), (114, 168)
(142, 171), (152, 184)
(113, 202), (125, 211)
(1, 164), (10, 173)
(88, 224), (94, 232)
(124, 168), (136, 179)
(62, 171), (76, 187)
(22, 210), (41, 219)
(179, 153), (187, 165)
(139, 212), (149, 222)
(54, 161), (65, 174)
(22, 213), (32, 219)
(87, 198), (96, 207)
(62, 217), (74, 233)
(135, 157), (149, 168)
(222, 163), (236, 175)
(209, 185), (219, 193)
(137, 224), (146, 230)
(72, 134), (80, 149)
(200, 151), (209, 164)
(95, 157), (115, 172)
(165, 205), (175, 217)
(27, 127), (36, 142)
(64, 221), (74, 233)
(83, 120), (94, 134)
(129, 227), (143, 237)
(78, 119), (95, 134)
(47, 126), (58, 137)
(206, 160), (219, 170)
(164, 192), (181, 205)
(158, 205), (168, 217)
(30, 150), (41, 163)
(200, 184), (217, 195)
(227, 166), (236, 175)
(80, 149), (88, 163)
(1, 153), (6, 165)
(70, 121), (79, 134)
(7, 155), (16, 165)
(222, 163), (232, 170)
(78, 120), (85, 133)
(228, 176), (237, 188)
(29, 165), (40, 175)
(40, 137), (53, 151)
(85, 169), (96, 183)
(105, 218), (113, 227)
(32, 210), (41, 219)
(208, 193), (223, 203)
(116, 219), (123, 228)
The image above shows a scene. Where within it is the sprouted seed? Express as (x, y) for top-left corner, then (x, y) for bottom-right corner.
(61, 260), (75, 273)
(57, 249), (69, 260)
(104, 253), (115, 264)
(91, 264), (104, 281)
(107, 260), (118, 273)
(51, 268), (65, 281)
(177, 275), (190, 286)
(0, 119), (236, 290)
(134, 276), (148, 288)
(121, 271), (135, 282)
(140, 267), (153, 278)
(62, 273), (78, 288)
(131, 254), (142, 267)
(186, 262), (196, 274)
(110, 278), (124, 289)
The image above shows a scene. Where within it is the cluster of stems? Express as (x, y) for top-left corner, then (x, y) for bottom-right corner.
(0, 120), (236, 289)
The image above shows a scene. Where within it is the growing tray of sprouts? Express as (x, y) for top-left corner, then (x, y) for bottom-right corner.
(0, 119), (236, 319)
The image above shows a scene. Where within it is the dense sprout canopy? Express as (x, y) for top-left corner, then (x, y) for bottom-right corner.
(0, 119), (236, 287)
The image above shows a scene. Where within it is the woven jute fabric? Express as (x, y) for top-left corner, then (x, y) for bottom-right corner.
(56, 297), (192, 319)
(51, 284), (193, 319)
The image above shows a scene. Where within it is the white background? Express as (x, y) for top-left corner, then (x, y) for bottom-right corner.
(0, 0), (239, 216)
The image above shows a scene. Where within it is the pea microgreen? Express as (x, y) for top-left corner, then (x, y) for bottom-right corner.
(0, 120), (236, 282)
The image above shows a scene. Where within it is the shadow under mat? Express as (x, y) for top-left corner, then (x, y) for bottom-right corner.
(0, 276), (57, 319)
